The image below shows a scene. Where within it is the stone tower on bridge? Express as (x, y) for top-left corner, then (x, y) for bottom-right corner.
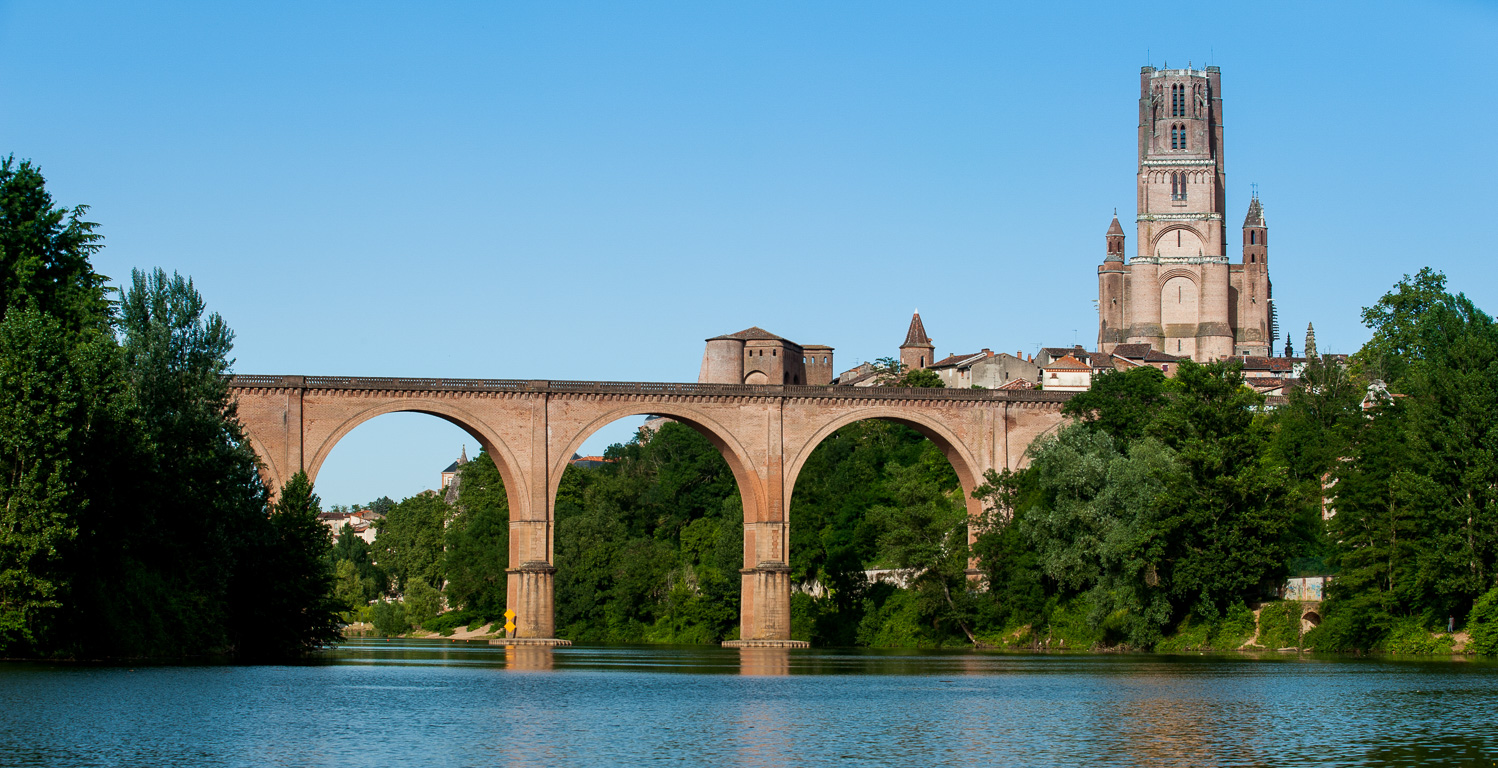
(1097, 66), (1275, 362)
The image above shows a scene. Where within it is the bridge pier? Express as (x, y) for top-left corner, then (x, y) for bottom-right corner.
(506, 561), (567, 643)
(725, 561), (806, 648)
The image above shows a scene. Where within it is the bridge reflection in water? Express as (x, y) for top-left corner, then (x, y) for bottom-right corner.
(232, 376), (1068, 646)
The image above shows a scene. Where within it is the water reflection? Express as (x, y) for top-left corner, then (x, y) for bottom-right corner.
(737, 648), (790, 676)
(502, 646), (555, 672)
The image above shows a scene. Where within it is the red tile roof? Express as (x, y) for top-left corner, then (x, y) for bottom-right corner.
(710, 326), (790, 342)
(1044, 354), (1092, 371)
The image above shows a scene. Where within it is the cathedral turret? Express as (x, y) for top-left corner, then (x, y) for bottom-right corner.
(899, 311), (935, 371)
(1305, 323), (1317, 359)
(1105, 213), (1126, 262)
(1098, 213), (1127, 353)
(1243, 194), (1267, 265)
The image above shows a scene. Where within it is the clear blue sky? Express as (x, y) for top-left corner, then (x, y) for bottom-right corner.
(3, 2), (1494, 507)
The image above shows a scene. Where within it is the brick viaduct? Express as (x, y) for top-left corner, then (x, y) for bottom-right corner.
(229, 375), (1069, 647)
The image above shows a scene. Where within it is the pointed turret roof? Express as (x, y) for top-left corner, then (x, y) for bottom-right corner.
(1106, 215), (1125, 236)
(1244, 196), (1266, 228)
(901, 311), (932, 348)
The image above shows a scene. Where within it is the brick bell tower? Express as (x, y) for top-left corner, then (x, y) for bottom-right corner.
(1099, 65), (1278, 363)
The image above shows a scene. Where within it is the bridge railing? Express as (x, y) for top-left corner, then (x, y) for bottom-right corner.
(227, 374), (1070, 402)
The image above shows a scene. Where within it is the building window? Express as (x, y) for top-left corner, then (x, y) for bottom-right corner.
(1171, 84), (1184, 117)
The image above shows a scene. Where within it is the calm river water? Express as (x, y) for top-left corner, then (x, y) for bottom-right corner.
(2, 640), (1497, 767)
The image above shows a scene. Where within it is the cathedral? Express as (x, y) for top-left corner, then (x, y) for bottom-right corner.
(1097, 66), (1275, 361)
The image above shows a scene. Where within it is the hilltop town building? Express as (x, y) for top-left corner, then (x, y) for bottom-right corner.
(1097, 66), (1275, 362)
(929, 349), (1039, 389)
(698, 327), (834, 386)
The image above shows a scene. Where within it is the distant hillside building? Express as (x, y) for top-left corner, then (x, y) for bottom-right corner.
(698, 327), (834, 385)
(1041, 354), (1094, 392)
(929, 349), (1039, 389)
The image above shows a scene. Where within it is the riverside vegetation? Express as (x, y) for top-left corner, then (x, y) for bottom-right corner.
(4, 158), (1496, 658)
(0, 158), (340, 659)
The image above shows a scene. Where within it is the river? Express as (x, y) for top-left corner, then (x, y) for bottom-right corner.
(2, 640), (1496, 766)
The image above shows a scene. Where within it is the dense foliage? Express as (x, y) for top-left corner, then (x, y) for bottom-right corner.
(1309, 270), (1498, 651)
(0, 158), (340, 659)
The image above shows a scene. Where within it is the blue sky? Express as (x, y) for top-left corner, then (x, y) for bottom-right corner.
(3, 1), (1495, 507)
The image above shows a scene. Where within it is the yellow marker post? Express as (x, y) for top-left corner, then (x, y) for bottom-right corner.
(504, 609), (517, 638)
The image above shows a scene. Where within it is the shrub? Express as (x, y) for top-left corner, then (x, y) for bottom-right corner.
(1156, 602), (1256, 652)
(1256, 602), (1304, 649)
(1382, 616), (1454, 655)
(370, 600), (409, 637)
(1469, 587), (1498, 656)
(423, 608), (489, 636)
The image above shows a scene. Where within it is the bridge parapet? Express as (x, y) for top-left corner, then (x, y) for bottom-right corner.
(228, 375), (1071, 403)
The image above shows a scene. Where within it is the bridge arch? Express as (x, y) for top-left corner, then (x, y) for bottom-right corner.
(784, 406), (987, 520)
(549, 403), (767, 525)
(302, 398), (529, 518)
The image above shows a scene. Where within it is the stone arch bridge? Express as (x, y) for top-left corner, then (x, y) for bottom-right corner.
(229, 375), (1069, 646)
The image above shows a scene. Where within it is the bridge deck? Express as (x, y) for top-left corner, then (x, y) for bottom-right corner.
(228, 375), (1070, 402)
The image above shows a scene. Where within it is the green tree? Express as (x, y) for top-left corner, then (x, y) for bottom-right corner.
(1062, 366), (1169, 449)
(83, 268), (272, 657)
(1149, 359), (1295, 621)
(0, 310), (88, 652)
(869, 460), (975, 643)
(1319, 272), (1498, 647)
(443, 450), (509, 616)
(250, 472), (342, 656)
(330, 523), (386, 603)
(1356, 267), (1450, 384)
(0, 157), (111, 334)
(375, 491), (450, 593)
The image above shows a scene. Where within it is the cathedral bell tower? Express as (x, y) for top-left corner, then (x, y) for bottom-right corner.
(1128, 64), (1232, 361)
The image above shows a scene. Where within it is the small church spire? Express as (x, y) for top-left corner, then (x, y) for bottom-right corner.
(1304, 323), (1317, 359)
(1285, 330), (1294, 358)
(1243, 195), (1266, 228)
(902, 310), (931, 347)
(459, 444), (468, 465)
(900, 311), (935, 371)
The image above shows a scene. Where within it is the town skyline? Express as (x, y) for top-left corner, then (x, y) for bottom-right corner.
(3, 2), (1493, 505)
